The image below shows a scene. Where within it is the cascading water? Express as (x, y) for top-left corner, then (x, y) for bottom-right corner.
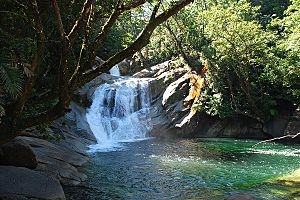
(86, 76), (153, 152)
(109, 65), (121, 76)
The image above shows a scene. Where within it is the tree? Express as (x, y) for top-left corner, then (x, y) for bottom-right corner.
(0, 0), (194, 143)
(194, 0), (299, 122)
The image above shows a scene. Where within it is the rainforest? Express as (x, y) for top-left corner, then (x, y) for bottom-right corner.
(0, 0), (299, 199)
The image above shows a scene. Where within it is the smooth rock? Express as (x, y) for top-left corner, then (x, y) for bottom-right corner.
(0, 138), (37, 169)
(19, 136), (88, 167)
(0, 166), (65, 200)
(284, 107), (300, 137)
(263, 115), (290, 138)
(17, 136), (89, 186)
(162, 74), (189, 107)
(36, 156), (87, 186)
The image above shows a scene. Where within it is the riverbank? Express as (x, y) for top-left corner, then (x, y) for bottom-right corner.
(0, 117), (95, 200)
(0, 61), (299, 199)
(63, 138), (300, 200)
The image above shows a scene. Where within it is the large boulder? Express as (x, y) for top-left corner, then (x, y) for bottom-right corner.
(145, 62), (270, 139)
(284, 107), (300, 137)
(158, 112), (216, 138)
(263, 101), (296, 138)
(0, 166), (65, 200)
(19, 136), (89, 186)
(65, 102), (96, 141)
(0, 138), (37, 169)
(162, 74), (189, 107)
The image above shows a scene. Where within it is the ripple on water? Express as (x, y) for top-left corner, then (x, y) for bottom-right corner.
(65, 138), (300, 200)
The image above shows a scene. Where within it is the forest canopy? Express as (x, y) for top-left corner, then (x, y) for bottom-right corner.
(0, 0), (299, 142)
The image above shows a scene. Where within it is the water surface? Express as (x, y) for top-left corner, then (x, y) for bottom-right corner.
(65, 138), (300, 200)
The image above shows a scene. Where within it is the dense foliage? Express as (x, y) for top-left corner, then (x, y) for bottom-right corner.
(0, 0), (193, 142)
(0, 0), (299, 141)
(145, 0), (300, 122)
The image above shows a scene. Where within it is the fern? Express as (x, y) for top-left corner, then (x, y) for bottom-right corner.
(0, 104), (5, 117)
(0, 64), (23, 98)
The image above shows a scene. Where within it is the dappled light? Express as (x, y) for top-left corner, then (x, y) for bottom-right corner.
(0, 0), (299, 199)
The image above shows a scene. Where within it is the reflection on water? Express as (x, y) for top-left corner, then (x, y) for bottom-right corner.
(64, 138), (300, 200)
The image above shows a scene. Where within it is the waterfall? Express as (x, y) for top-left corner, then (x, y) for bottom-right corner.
(109, 65), (121, 76)
(86, 78), (152, 152)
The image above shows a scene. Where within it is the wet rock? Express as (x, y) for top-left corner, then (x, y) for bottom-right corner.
(0, 166), (65, 200)
(284, 107), (300, 137)
(65, 102), (96, 142)
(149, 78), (166, 100)
(263, 101), (295, 138)
(225, 193), (256, 200)
(0, 138), (37, 169)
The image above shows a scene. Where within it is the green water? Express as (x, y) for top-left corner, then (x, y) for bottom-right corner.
(65, 138), (300, 200)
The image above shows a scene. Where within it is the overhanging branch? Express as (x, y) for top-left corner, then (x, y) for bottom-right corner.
(253, 132), (300, 147)
(91, 0), (146, 60)
(50, 0), (66, 40)
(79, 0), (194, 88)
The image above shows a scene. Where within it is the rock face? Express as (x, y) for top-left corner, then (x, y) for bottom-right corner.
(285, 107), (300, 137)
(205, 117), (266, 139)
(74, 72), (115, 107)
(0, 105), (95, 199)
(263, 101), (296, 138)
(136, 60), (273, 139)
(0, 166), (65, 200)
(0, 138), (38, 169)
(19, 136), (89, 186)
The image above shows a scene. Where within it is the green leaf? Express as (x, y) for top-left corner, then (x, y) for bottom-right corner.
(0, 64), (23, 98)
(0, 104), (5, 117)
(270, 108), (278, 116)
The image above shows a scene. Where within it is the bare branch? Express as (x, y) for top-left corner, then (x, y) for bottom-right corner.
(78, 0), (194, 88)
(69, 2), (94, 85)
(50, 0), (66, 40)
(68, 0), (95, 44)
(253, 132), (300, 147)
(123, 0), (146, 10)
(91, 0), (146, 60)
(90, 9), (122, 61)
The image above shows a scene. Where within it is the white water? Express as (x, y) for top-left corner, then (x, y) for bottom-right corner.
(86, 76), (153, 152)
(109, 65), (121, 76)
